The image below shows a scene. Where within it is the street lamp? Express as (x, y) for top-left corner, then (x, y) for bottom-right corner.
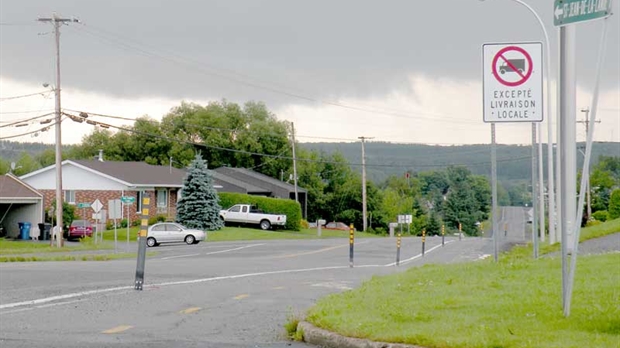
(480, 0), (555, 244)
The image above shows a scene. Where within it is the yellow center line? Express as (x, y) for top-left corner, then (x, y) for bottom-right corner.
(102, 325), (133, 334)
(274, 244), (348, 259)
(179, 307), (201, 314)
(234, 294), (249, 300)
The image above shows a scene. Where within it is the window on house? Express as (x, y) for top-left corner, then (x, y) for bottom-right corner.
(64, 190), (76, 204)
(157, 189), (167, 208)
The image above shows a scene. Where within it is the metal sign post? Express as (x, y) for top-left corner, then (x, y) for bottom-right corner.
(121, 196), (136, 250)
(134, 194), (149, 290)
(483, 42), (543, 261)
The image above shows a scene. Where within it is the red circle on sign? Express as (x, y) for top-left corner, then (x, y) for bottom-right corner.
(491, 46), (533, 87)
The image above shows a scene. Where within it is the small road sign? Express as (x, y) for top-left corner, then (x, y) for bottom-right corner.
(121, 196), (136, 204)
(91, 199), (103, 213)
(483, 42), (543, 123)
(77, 202), (90, 209)
(554, 0), (613, 26)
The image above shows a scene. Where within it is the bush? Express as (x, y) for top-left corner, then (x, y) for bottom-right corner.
(609, 189), (620, 220)
(106, 221), (115, 230)
(120, 219), (128, 228)
(156, 215), (166, 222)
(132, 220), (140, 227)
(148, 217), (159, 226)
(300, 219), (310, 229)
(592, 210), (608, 222)
(219, 193), (302, 231)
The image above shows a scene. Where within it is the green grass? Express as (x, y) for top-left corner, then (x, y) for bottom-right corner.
(306, 253), (620, 348)
(304, 218), (620, 347)
(0, 252), (138, 262)
(0, 238), (111, 255)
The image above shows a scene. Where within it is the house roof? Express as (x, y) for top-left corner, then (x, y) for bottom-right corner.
(72, 160), (187, 187)
(0, 173), (43, 199)
(214, 167), (307, 193)
(211, 171), (269, 194)
(20, 160), (187, 188)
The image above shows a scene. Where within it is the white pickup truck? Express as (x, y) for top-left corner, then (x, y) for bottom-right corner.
(219, 204), (287, 230)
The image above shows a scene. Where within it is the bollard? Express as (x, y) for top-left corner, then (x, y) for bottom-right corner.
(134, 194), (149, 290)
(396, 223), (402, 266)
(459, 222), (462, 241)
(441, 224), (445, 246)
(422, 228), (426, 256)
(504, 222), (508, 237)
(349, 224), (354, 268)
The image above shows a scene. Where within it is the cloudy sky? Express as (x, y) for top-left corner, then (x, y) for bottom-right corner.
(1, 0), (619, 147)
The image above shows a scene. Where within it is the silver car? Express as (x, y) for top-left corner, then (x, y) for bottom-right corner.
(146, 222), (206, 247)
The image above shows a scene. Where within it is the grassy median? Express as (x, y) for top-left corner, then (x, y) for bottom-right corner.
(304, 219), (620, 348)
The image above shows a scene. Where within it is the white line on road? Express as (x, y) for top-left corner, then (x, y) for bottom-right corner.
(160, 243), (265, 260)
(383, 240), (455, 267)
(0, 242), (449, 312)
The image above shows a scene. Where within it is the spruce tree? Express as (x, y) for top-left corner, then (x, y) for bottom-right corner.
(176, 154), (224, 231)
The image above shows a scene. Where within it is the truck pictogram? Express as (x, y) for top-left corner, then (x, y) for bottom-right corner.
(499, 59), (525, 74)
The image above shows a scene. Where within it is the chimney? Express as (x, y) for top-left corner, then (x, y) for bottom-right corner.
(98, 149), (104, 162)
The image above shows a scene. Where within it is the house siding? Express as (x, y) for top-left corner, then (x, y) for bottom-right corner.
(40, 189), (178, 224)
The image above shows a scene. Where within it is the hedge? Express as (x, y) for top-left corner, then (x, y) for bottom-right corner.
(218, 193), (302, 231)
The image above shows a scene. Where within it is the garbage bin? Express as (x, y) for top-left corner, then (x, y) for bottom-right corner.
(38, 223), (52, 241)
(18, 222), (31, 240)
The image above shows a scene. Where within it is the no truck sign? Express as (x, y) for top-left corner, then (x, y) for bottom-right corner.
(483, 42), (543, 123)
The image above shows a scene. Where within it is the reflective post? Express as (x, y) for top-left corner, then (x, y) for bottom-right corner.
(421, 228), (426, 256)
(396, 224), (402, 266)
(441, 224), (445, 246)
(134, 194), (149, 290)
(349, 223), (354, 268)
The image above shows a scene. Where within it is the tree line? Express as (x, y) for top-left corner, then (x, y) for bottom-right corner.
(2, 100), (618, 233)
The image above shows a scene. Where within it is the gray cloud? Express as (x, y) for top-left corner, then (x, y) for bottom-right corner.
(1, 0), (618, 108)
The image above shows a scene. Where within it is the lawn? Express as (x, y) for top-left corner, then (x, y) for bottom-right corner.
(303, 218), (620, 348)
(0, 237), (111, 255)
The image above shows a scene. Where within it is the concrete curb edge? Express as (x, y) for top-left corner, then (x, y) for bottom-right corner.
(298, 321), (424, 348)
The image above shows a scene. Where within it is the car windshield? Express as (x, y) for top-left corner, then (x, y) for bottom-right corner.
(71, 220), (91, 227)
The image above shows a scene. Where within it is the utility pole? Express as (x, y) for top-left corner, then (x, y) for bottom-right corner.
(38, 14), (78, 248)
(578, 108), (600, 221)
(358, 136), (373, 232)
(290, 122), (299, 204)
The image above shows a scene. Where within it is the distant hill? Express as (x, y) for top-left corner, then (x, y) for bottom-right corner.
(300, 141), (620, 184)
(2, 140), (618, 184)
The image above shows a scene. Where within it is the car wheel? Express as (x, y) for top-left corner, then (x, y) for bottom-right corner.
(260, 219), (271, 230)
(185, 235), (195, 245)
(146, 237), (157, 247)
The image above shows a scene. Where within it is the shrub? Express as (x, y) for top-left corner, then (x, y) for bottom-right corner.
(219, 193), (302, 231)
(300, 219), (310, 229)
(609, 189), (620, 220)
(156, 215), (166, 222)
(120, 219), (128, 228)
(131, 220), (140, 227)
(592, 210), (608, 222)
(148, 217), (159, 226)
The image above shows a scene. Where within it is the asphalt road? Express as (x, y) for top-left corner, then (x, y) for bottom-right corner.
(0, 211), (526, 348)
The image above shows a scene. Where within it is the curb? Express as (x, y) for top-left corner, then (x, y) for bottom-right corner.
(298, 321), (424, 348)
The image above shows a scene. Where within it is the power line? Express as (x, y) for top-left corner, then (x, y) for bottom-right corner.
(67, 114), (531, 169)
(0, 91), (50, 102)
(0, 108), (55, 116)
(0, 113), (55, 128)
(0, 118), (63, 140)
(69, 24), (481, 125)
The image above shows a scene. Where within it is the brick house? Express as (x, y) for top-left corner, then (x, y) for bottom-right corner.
(20, 160), (188, 224)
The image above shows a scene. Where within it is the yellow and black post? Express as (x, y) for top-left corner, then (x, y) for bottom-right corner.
(134, 193), (149, 290)
(441, 224), (445, 246)
(504, 222), (508, 237)
(459, 222), (462, 241)
(396, 223), (402, 266)
(349, 223), (354, 268)
(422, 228), (426, 256)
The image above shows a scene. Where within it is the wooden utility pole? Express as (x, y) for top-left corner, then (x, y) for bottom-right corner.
(38, 14), (79, 248)
(291, 122), (299, 204)
(358, 136), (373, 232)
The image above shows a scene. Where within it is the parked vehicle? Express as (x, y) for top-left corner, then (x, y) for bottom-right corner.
(67, 220), (93, 240)
(146, 222), (206, 247)
(220, 204), (287, 230)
